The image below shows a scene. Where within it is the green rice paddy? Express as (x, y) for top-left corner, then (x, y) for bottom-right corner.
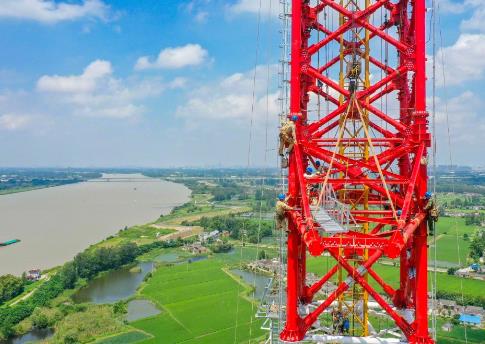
(130, 249), (266, 343)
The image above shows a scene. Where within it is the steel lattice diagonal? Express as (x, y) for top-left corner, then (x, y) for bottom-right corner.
(279, 0), (433, 343)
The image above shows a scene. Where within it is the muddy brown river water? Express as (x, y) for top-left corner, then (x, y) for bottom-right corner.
(0, 174), (190, 276)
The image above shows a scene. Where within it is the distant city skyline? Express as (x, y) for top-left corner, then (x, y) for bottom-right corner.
(0, 0), (484, 167)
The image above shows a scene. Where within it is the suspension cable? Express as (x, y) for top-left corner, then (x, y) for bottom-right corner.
(437, 5), (468, 343)
(235, 0), (263, 342)
(430, 0), (438, 338)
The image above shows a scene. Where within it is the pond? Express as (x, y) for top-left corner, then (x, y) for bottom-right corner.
(230, 269), (272, 300)
(154, 253), (207, 265)
(153, 252), (179, 263)
(72, 261), (154, 304)
(72, 255), (208, 304)
(126, 299), (161, 322)
(0, 328), (54, 344)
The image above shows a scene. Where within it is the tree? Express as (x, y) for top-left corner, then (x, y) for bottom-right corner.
(31, 308), (49, 328)
(469, 229), (485, 261)
(60, 262), (78, 289)
(0, 274), (24, 304)
(451, 314), (460, 325)
(258, 250), (268, 260)
(113, 301), (127, 315)
(447, 267), (458, 275)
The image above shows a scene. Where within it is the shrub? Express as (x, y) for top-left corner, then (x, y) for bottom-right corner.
(0, 274), (24, 304)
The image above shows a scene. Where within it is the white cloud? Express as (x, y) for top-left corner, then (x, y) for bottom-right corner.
(228, 0), (279, 17)
(433, 91), (485, 163)
(37, 60), (175, 119)
(180, 1), (209, 23)
(0, 114), (32, 130)
(37, 60), (112, 93)
(438, 0), (468, 14)
(195, 11), (209, 23)
(176, 65), (279, 121)
(461, 2), (485, 31)
(134, 44), (208, 70)
(169, 77), (188, 89)
(0, 0), (111, 24)
(435, 34), (485, 86)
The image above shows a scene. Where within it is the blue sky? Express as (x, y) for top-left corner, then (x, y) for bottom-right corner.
(0, 0), (483, 167)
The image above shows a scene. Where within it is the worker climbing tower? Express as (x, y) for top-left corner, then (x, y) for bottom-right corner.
(279, 0), (433, 342)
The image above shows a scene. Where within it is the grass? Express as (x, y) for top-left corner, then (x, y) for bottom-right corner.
(95, 330), (152, 344)
(47, 304), (127, 344)
(306, 254), (485, 298)
(130, 250), (265, 343)
(431, 217), (479, 266)
(436, 318), (485, 343)
(94, 225), (175, 249)
(116, 225), (174, 244)
(155, 192), (252, 226)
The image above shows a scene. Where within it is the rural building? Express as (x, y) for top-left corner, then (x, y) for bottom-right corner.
(436, 299), (458, 316)
(460, 305), (485, 317)
(184, 243), (209, 255)
(441, 322), (453, 332)
(459, 314), (482, 327)
(26, 269), (41, 281)
(246, 258), (280, 274)
(199, 230), (220, 242)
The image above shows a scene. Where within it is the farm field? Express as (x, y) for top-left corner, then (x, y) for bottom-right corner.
(306, 253), (484, 298)
(95, 330), (152, 344)
(436, 318), (485, 343)
(131, 250), (266, 343)
(432, 217), (478, 266)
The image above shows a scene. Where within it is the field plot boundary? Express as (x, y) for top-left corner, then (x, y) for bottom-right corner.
(94, 330), (153, 344)
(131, 255), (265, 343)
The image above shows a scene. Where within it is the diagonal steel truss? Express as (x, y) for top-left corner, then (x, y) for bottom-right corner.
(279, 0), (433, 343)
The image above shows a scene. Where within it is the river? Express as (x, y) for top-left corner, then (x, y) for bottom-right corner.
(0, 174), (190, 276)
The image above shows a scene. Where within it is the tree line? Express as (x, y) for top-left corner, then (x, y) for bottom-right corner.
(188, 215), (274, 244)
(0, 275), (24, 305)
(0, 239), (184, 338)
(469, 228), (485, 262)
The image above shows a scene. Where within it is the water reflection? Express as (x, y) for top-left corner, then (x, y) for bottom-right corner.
(153, 253), (179, 263)
(230, 269), (271, 300)
(0, 328), (53, 344)
(126, 299), (161, 322)
(72, 261), (153, 304)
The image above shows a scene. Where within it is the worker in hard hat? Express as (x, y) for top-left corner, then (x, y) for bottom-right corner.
(275, 193), (293, 231)
(314, 160), (325, 175)
(331, 308), (344, 334)
(278, 115), (298, 168)
(303, 167), (318, 204)
(304, 166), (314, 178)
(342, 315), (350, 335)
(346, 59), (361, 79)
(423, 191), (438, 235)
(346, 58), (361, 93)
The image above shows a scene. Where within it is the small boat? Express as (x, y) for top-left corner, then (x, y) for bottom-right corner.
(0, 239), (20, 246)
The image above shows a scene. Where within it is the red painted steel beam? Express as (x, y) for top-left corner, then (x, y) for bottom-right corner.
(281, 0), (432, 342)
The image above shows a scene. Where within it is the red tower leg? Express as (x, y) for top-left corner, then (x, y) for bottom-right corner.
(280, 0), (433, 342)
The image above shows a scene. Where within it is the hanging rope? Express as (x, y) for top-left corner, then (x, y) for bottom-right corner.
(430, 0), (438, 339)
(353, 98), (398, 222)
(315, 94), (355, 208)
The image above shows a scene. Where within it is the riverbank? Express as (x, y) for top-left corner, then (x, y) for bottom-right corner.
(0, 174), (190, 276)
(0, 176), (255, 342)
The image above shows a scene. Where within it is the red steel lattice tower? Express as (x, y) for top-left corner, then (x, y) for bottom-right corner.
(280, 0), (433, 342)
